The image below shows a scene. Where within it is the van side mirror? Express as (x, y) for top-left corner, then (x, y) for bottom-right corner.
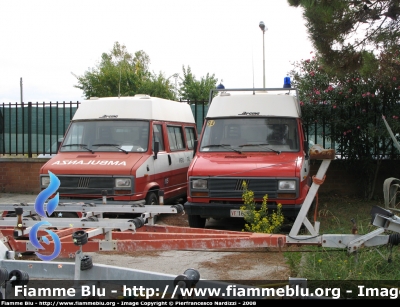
(153, 141), (159, 160)
(304, 140), (309, 159)
(193, 140), (198, 157)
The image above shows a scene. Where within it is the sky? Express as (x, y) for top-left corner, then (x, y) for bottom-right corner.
(0, 0), (314, 103)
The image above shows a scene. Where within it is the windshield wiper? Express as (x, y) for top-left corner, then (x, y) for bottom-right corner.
(91, 143), (129, 154)
(61, 144), (95, 153)
(238, 143), (281, 154)
(202, 144), (242, 154)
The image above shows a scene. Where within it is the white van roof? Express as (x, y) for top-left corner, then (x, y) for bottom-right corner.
(72, 95), (195, 123)
(207, 90), (301, 118)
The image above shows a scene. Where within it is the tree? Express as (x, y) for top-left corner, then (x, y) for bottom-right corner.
(73, 42), (176, 100)
(140, 72), (176, 100)
(178, 65), (218, 102)
(287, 0), (400, 76)
(289, 51), (400, 199)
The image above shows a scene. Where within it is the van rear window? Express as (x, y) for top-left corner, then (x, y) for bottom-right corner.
(167, 126), (185, 151)
(185, 127), (196, 149)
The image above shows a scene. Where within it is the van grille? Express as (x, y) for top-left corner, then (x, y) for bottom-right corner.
(208, 178), (278, 198)
(57, 176), (115, 195)
(78, 177), (91, 188)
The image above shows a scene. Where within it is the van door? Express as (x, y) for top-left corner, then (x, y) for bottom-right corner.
(152, 123), (169, 199)
(165, 124), (188, 199)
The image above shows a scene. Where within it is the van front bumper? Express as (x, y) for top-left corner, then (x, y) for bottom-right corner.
(184, 201), (301, 219)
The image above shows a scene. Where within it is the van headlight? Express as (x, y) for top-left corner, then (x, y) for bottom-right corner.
(115, 178), (132, 188)
(192, 179), (208, 189)
(41, 176), (50, 188)
(278, 180), (296, 190)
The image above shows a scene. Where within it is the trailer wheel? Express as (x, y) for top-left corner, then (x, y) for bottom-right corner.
(8, 270), (29, 286)
(72, 230), (88, 246)
(188, 215), (206, 228)
(183, 268), (200, 286)
(80, 255), (93, 271)
(174, 274), (189, 288)
(145, 192), (159, 206)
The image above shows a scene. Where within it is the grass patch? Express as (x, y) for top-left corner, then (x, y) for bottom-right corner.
(284, 194), (400, 280)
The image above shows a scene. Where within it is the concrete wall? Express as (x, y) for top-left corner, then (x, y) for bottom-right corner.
(0, 158), (399, 199)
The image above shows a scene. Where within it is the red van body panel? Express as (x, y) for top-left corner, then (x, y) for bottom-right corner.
(39, 96), (197, 209)
(190, 152), (300, 177)
(184, 88), (311, 228)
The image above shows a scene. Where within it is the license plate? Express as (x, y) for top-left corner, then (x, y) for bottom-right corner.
(230, 209), (246, 218)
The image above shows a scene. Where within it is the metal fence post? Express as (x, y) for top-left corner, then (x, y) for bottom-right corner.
(28, 102), (32, 158)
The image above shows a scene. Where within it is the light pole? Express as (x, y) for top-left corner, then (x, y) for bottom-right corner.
(259, 21), (267, 88)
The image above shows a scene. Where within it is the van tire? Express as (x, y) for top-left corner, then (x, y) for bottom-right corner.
(145, 192), (159, 224)
(188, 215), (206, 228)
(145, 192), (159, 206)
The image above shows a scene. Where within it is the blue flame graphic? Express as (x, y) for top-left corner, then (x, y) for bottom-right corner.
(30, 171), (62, 261)
(29, 221), (61, 261)
(35, 171), (60, 217)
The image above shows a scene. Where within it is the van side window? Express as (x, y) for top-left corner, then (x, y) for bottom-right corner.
(153, 124), (165, 151)
(167, 126), (185, 151)
(185, 127), (196, 149)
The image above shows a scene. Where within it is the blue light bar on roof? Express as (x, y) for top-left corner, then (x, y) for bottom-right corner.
(283, 76), (291, 88)
(216, 83), (225, 90)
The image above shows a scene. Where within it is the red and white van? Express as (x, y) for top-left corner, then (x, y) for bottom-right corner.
(39, 95), (197, 212)
(185, 88), (311, 228)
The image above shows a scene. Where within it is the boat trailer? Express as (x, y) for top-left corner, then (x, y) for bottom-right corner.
(0, 150), (395, 257)
(0, 202), (286, 258)
(0, 146), (399, 299)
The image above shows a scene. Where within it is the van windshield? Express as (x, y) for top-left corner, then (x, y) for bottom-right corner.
(199, 118), (299, 152)
(61, 120), (150, 153)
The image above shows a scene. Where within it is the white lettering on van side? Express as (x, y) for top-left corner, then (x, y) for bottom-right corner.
(108, 161), (121, 166)
(51, 160), (126, 166)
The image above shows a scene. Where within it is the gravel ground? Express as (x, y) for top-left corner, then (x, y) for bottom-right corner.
(84, 212), (292, 281)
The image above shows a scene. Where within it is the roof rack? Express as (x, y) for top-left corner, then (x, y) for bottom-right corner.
(208, 87), (299, 104)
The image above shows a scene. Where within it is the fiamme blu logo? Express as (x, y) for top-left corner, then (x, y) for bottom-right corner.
(28, 171), (62, 261)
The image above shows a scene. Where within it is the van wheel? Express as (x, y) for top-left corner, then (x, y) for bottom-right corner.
(188, 215), (206, 228)
(145, 192), (159, 206)
(145, 192), (159, 224)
